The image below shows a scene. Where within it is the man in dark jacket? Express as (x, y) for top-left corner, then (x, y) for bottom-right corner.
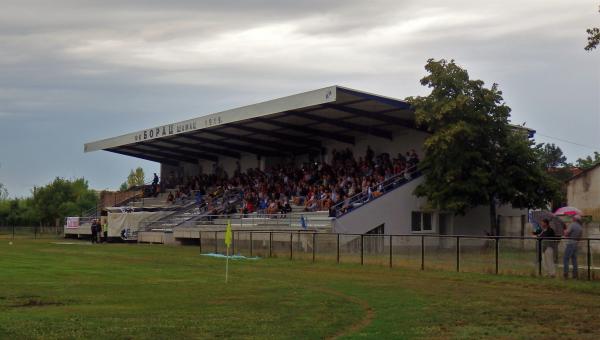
(90, 219), (98, 244)
(534, 218), (557, 277)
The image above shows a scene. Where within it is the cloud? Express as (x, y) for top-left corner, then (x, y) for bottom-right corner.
(0, 0), (598, 196)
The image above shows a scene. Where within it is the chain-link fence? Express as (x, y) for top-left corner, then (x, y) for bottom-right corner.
(0, 226), (64, 239)
(197, 231), (600, 280)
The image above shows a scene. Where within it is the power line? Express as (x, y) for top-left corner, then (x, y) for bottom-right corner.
(535, 133), (600, 152)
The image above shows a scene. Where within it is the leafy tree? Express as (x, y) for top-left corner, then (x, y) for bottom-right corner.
(127, 167), (145, 188)
(575, 151), (600, 169)
(534, 143), (572, 209)
(534, 143), (568, 169)
(0, 197), (39, 226)
(585, 5), (600, 51)
(407, 59), (559, 235)
(32, 177), (98, 226)
(119, 182), (129, 192)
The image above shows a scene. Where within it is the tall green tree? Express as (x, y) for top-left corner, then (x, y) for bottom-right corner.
(585, 5), (600, 51)
(127, 167), (145, 188)
(534, 143), (568, 169)
(534, 143), (571, 209)
(32, 177), (98, 226)
(407, 59), (559, 234)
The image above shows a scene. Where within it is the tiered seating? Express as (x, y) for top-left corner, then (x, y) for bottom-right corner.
(139, 148), (420, 243)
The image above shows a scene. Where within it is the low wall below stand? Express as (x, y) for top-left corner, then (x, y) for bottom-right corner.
(137, 231), (175, 244)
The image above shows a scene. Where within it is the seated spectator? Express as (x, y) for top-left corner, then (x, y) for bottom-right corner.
(267, 200), (278, 215)
(195, 191), (203, 206)
(280, 200), (292, 216)
(166, 191), (174, 204)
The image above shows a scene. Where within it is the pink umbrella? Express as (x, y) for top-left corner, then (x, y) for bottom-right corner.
(554, 206), (583, 216)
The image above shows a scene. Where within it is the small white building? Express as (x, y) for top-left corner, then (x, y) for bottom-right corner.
(567, 164), (600, 220)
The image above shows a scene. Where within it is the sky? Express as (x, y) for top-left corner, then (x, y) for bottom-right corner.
(0, 0), (598, 197)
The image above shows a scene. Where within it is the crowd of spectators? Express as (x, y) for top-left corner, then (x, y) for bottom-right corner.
(160, 147), (420, 217)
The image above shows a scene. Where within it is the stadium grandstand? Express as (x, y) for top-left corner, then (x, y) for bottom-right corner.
(66, 86), (530, 243)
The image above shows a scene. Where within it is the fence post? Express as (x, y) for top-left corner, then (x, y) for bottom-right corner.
(214, 231), (218, 254)
(537, 238), (542, 277)
(421, 235), (425, 270)
(360, 234), (364, 265)
(34, 225), (37, 239)
(232, 231), (236, 255)
(269, 232), (273, 258)
(12, 225), (15, 240)
(250, 232), (253, 257)
(199, 231), (202, 254)
(312, 233), (316, 263)
(495, 237), (499, 275)
(336, 233), (340, 264)
(456, 236), (460, 272)
(389, 235), (393, 268)
(588, 239), (592, 281)
(289, 232), (293, 260)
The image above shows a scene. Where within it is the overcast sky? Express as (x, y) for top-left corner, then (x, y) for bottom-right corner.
(0, 0), (598, 197)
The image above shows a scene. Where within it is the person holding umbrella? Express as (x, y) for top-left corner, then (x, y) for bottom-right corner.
(555, 207), (584, 279)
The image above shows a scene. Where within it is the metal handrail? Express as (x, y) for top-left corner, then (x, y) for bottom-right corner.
(331, 165), (420, 217)
(139, 188), (244, 231)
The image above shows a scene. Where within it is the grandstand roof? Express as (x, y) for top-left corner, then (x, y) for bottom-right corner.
(85, 86), (421, 165)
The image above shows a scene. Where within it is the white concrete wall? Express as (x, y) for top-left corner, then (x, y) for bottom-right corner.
(333, 177), (428, 235)
(333, 176), (527, 236)
(567, 168), (600, 211)
(453, 205), (526, 236)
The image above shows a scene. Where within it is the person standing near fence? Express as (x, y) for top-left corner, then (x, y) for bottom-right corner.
(563, 215), (583, 279)
(535, 219), (557, 277)
(102, 220), (108, 243)
(90, 219), (98, 244)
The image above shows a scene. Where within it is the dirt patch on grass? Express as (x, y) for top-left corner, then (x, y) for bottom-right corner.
(314, 287), (374, 340)
(9, 296), (64, 308)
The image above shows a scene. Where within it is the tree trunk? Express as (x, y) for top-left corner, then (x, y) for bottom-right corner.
(489, 201), (497, 236)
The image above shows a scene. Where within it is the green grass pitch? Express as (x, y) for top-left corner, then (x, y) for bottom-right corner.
(1, 239), (600, 339)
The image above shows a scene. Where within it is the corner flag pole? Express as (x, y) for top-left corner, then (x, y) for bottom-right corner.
(225, 219), (232, 283)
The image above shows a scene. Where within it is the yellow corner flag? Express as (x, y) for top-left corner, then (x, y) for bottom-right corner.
(225, 219), (232, 249)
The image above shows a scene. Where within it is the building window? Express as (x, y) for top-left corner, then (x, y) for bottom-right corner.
(411, 211), (433, 232)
